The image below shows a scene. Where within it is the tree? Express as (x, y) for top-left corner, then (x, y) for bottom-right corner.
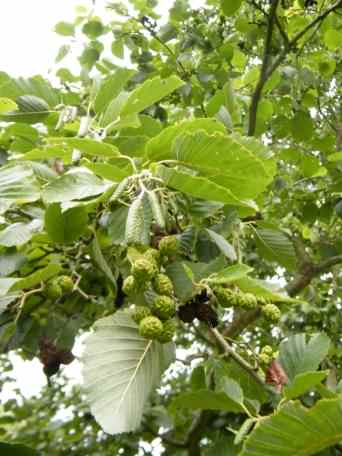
(0, 0), (342, 454)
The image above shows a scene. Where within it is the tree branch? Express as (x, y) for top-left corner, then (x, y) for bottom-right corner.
(248, 0), (342, 136)
(247, 0), (280, 136)
(209, 327), (265, 386)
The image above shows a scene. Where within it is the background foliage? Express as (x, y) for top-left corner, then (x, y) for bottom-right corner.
(0, 0), (342, 454)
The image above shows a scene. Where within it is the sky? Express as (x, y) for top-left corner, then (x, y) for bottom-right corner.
(1, 0), (86, 77)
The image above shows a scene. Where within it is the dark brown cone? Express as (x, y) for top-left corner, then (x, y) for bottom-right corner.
(196, 303), (218, 327)
(177, 301), (197, 323)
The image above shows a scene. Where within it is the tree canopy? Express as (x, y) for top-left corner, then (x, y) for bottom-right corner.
(0, 0), (342, 454)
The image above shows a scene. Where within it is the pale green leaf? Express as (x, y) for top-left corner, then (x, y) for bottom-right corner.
(240, 398), (342, 456)
(0, 164), (40, 204)
(82, 311), (175, 434)
(0, 278), (20, 297)
(42, 171), (110, 203)
(234, 276), (298, 303)
(0, 220), (42, 247)
(0, 253), (26, 277)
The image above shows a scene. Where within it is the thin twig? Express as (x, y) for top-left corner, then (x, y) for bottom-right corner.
(208, 327), (265, 387)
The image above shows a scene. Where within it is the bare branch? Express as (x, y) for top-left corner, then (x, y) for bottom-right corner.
(248, 0), (342, 136)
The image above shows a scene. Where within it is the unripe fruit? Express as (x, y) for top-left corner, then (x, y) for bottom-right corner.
(123, 275), (137, 296)
(131, 306), (152, 324)
(139, 316), (164, 340)
(144, 248), (161, 264)
(262, 303), (281, 322)
(158, 235), (180, 257)
(213, 287), (236, 307)
(261, 345), (273, 356)
(58, 275), (74, 292)
(132, 258), (157, 283)
(153, 274), (174, 297)
(259, 353), (271, 365)
(45, 281), (62, 299)
(239, 293), (258, 309)
(152, 295), (176, 320)
(157, 319), (177, 344)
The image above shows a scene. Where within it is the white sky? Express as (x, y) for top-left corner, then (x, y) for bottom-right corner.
(0, 0), (89, 77)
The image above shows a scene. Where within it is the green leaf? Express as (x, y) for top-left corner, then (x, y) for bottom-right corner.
(206, 264), (253, 285)
(125, 191), (152, 245)
(240, 398), (342, 456)
(50, 138), (120, 158)
(0, 293), (20, 314)
(120, 75), (184, 116)
(283, 371), (328, 400)
(0, 278), (20, 297)
(158, 165), (256, 208)
(42, 171), (110, 203)
(107, 207), (129, 245)
(170, 131), (275, 200)
(327, 152), (342, 162)
(90, 232), (117, 289)
(82, 20), (104, 39)
(234, 276), (297, 303)
(12, 264), (62, 291)
(45, 204), (88, 244)
(82, 311), (175, 434)
(0, 164), (40, 204)
(279, 333), (331, 382)
(54, 21), (75, 36)
(146, 118), (226, 161)
(94, 69), (136, 113)
(0, 253), (26, 277)
(205, 229), (236, 261)
(221, 0), (242, 16)
(0, 97), (17, 113)
(0, 442), (38, 455)
(84, 162), (131, 182)
(165, 262), (195, 301)
(172, 390), (245, 413)
(324, 29), (342, 51)
(0, 221), (41, 247)
(291, 111), (313, 141)
(254, 226), (296, 270)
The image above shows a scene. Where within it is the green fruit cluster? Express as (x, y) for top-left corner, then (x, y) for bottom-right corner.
(261, 303), (281, 322)
(153, 274), (174, 296)
(259, 345), (277, 365)
(131, 306), (152, 324)
(126, 248), (177, 344)
(44, 275), (74, 300)
(214, 287), (257, 309)
(152, 295), (176, 320)
(158, 235), (180, 257)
